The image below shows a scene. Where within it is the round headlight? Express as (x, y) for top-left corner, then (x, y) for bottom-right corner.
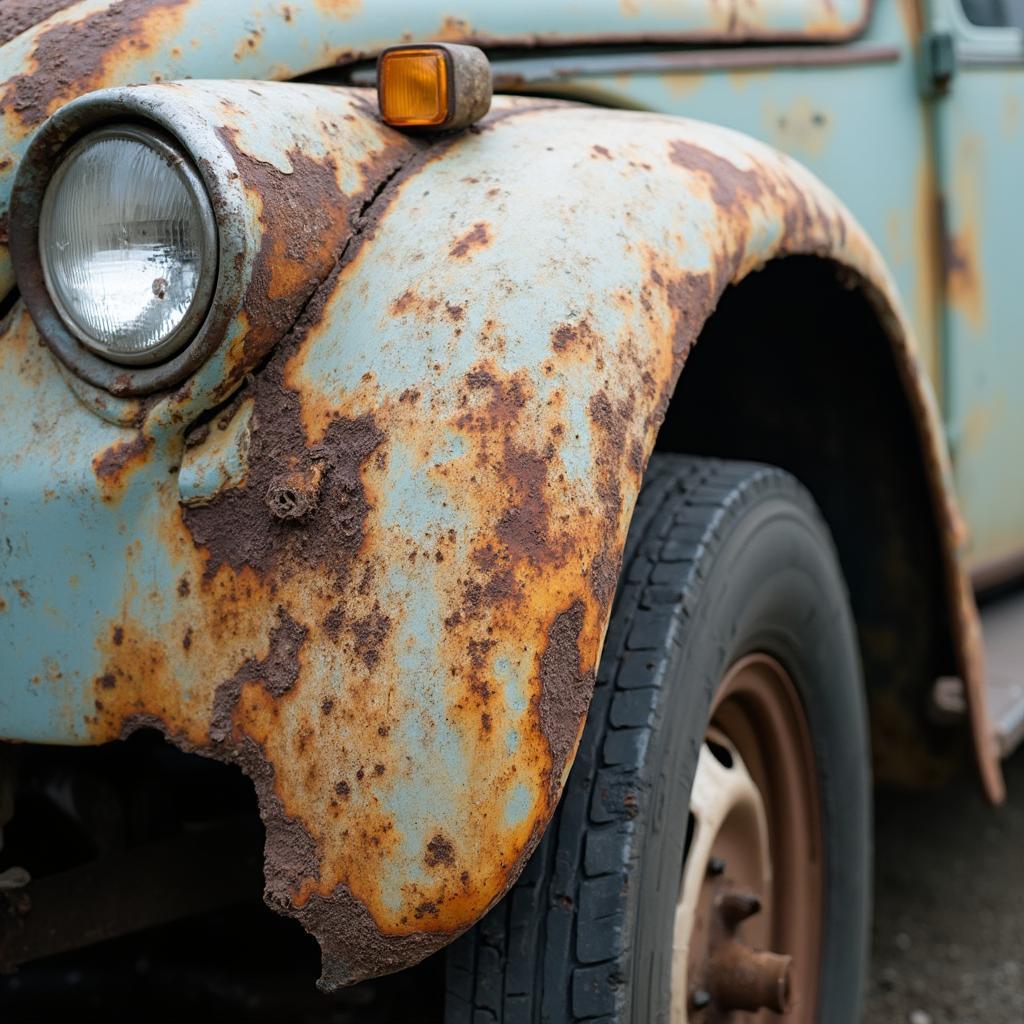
(38, 125), (217, 366)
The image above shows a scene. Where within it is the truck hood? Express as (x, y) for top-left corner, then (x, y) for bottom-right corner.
(0, 0), (870, 296)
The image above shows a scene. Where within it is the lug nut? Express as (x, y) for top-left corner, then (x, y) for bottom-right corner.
(717, 889), (762, 928)
(708, 941), (793, 1014)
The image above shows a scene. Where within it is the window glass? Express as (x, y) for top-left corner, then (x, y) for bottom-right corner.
(961, 0), (1024, 28)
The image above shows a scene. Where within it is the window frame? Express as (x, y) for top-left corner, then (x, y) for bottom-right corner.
(943, 0), (1024, 65)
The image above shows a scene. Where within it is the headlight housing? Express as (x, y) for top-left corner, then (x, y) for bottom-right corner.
(38, 125), (216, 366)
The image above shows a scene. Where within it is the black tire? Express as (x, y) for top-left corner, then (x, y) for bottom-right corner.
(445, 454), (871, 1023)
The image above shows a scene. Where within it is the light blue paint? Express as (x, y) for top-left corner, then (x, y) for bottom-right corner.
(498, 656), (528, 716)
(505, 727), (520, 755)
(178, 401), (254, 504)
(504, 780), (532, 828)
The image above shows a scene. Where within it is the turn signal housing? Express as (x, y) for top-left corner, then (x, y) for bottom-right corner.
(377, 42), (492, 131)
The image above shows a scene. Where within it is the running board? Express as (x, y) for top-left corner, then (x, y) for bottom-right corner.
(981, 588), (1024, 758)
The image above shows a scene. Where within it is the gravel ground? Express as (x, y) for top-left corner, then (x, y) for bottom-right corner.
(865, 748), (1024, 1023)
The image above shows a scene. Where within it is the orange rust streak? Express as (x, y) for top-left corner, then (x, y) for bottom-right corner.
(91, 432), (155, 503)
(945, 135), (986, 335)
(449, 221), (492, 259)
(946, 224), (985, 334)
(313, 0), (363, 16)
(896, 0), (925, 40)
(912, 155), (943, 386)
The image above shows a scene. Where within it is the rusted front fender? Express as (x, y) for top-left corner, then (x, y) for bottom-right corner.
(0, 87), (999, 986)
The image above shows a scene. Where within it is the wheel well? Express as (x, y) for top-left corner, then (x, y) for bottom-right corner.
(656, 256), (967, 788)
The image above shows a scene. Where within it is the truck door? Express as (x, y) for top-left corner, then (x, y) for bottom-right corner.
(930, 0), (1024, 581)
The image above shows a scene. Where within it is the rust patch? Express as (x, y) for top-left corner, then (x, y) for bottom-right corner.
(313, 0), (362, 15)
(465, 367), (496, 390)
(944, 221), (985, 333)
(91, 432), (153, 499)
(664, 271), (718, 361)
(266, 462), (325, 521)
(537, 602), (593, 791)
(215, 128), (355, 374)
(668, 139), (767, 212)
(182, 350), (385, 583)
(587, 548), (621, 609)
(350, 603), (391, 669)
(551, 319), (599, 353)
(496, 440), (556, 567)
(945, 233), (978, 308)
(424, 833), (455, 868)
(323, 605), (344, 641)
(0, 0), (81, 47)
(1, 0), (190, 129)
(588, 389), (629, 526)
(449, 222), (491, 259)
(305, 884), (449, 989)
(209, 609), (307, 743)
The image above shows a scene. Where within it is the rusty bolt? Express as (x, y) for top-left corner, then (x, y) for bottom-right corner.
(266, 462), (324, 521)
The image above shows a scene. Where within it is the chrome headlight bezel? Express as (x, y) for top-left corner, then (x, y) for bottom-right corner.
(37, 123), (219, 368)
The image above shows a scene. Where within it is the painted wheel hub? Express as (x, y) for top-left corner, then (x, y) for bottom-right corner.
(672, 654), (824, 1022)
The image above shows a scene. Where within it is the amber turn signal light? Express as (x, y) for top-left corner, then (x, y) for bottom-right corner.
(379, 48), (449, 127)
(377, 43), (492, 132)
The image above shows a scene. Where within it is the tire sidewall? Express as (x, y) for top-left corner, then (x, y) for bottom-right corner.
(630, 491), (871, 1022)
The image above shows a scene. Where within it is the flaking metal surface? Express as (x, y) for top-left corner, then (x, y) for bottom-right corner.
(1, 84), (999, 983)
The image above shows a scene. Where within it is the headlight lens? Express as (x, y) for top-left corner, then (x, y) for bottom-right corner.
(38, 125), (216, 365)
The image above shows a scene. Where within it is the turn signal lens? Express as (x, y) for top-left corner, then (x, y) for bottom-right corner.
(377, 43), (492, 132)
(378, 47), (450, 127)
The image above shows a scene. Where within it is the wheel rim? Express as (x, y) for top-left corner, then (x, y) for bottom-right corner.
(671, 654), (824, 1022)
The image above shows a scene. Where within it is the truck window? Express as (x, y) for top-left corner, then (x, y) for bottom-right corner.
(961, 0), (1024, 27)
